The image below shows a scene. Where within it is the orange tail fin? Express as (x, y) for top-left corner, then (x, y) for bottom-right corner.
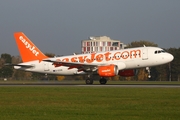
(14, 32), (48, 62)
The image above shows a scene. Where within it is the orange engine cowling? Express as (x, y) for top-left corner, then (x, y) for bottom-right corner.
(118, 69), (137, 77)
(98, 65), (118, 77)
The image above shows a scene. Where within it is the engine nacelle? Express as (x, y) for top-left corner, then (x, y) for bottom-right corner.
(98, 65), (118, 77)
(118, 69), (137, 77)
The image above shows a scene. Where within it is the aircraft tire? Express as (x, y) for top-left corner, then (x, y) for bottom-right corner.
(99, 78), (107, 84)
(86, 78), (93, 84)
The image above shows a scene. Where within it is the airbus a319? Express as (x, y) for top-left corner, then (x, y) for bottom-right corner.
(10, 32), (174, 84)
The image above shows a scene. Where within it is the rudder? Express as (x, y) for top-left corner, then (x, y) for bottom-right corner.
(14, 32), (48, 62)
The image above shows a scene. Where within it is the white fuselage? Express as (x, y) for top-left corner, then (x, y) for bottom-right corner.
(14, 47), (174, 75)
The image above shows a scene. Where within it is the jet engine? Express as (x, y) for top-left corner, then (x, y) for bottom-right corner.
(98, 65), (118, 77)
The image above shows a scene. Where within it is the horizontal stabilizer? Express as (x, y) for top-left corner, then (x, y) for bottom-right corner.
(5, 63), (34, 68)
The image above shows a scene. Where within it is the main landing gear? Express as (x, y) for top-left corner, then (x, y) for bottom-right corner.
(86, 77), (93, 84)
(99, 77), (107, 84)
(85, 75), (107, 85)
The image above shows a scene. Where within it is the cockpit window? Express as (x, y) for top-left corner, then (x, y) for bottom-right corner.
(154, 50), (166, 54)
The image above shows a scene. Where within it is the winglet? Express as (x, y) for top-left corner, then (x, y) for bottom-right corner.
(14, 32), (48, 62)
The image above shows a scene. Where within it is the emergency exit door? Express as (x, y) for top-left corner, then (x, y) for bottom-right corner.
(44, 63), (49, 71)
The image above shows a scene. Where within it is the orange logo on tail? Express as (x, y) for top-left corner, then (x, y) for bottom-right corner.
(14, 32), (48, 62)
(19, 36), (39, 56)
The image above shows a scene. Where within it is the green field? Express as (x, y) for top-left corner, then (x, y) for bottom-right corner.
(0, 86), (180, 120)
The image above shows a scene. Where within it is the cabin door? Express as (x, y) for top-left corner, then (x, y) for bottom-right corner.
(142, 48), (148, 60)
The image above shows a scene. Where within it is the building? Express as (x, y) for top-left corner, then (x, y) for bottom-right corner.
(81, 36), (126, 54)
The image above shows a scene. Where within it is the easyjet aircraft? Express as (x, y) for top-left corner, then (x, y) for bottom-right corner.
(11, 32), (174, 84)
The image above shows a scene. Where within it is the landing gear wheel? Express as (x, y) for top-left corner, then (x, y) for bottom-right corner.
(99, 78), (107, 84)
(86, 78), (93, 84)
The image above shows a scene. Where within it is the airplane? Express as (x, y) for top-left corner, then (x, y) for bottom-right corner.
(10, 32), (174, 84)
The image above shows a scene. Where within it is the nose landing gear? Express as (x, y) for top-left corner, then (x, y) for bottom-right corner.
(146, 67), (151, 78)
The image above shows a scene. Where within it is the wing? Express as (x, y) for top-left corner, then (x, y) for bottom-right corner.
(43, 59), (107, 72)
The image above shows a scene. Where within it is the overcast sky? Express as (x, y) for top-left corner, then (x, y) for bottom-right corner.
(0, 0), (179, 56)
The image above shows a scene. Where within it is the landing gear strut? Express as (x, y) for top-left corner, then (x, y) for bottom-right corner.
(146, 67), (151, 78)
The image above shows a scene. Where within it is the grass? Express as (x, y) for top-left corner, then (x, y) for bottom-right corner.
(0, 86), (180, 120)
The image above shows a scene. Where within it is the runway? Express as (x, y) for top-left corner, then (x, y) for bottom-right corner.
(77, 84), (180, 88)
(0, 82), (180, 88)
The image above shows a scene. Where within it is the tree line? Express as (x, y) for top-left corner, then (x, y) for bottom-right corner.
(0, 41), (179, 81)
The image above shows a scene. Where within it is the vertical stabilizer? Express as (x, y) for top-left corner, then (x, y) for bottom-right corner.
(14, 32), (48, 62)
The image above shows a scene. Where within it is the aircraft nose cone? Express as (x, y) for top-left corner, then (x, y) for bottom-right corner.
(168, 54), (174, 62)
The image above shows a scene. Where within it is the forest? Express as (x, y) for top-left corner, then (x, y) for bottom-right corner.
(0, 41), (179, 81)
